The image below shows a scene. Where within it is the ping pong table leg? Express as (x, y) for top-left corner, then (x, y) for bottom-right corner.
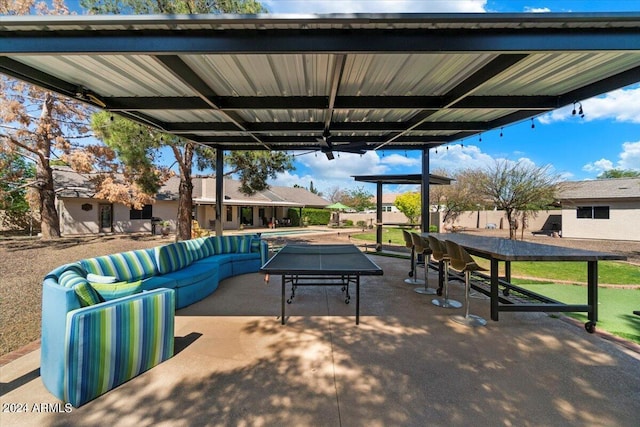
(281, 274), (286, 325)
(356, 275), (360, 325)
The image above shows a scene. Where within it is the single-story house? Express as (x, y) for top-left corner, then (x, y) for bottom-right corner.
(557, 178), (640, 241)
(53, 168), (329, 235)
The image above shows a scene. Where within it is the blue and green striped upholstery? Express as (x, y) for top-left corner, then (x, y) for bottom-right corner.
(155, 242), (193, 274)
(81, 249), (158, 282)
(64, 288), (175, 407)
(90, 280), (143, 301)
(58, 264), (88, 289)
(209, 236), (238, 254)
(182, 237), (212, 260)
(237, 236), (252, 253)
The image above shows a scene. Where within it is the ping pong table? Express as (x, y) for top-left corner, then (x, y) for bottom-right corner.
(260, 244), (383, 325)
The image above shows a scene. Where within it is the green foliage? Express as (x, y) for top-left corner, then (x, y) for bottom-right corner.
(356, 220), (367, 230)
(226, 151), (293, 194)
(81, 0), (267, 14)
(340, 186), (374, 212)
(287, 208), (300, 227)
(394, 192), (421, 223)
(597, 169), (640, 179)
(302, 208), (331, 225)
(0, 153), (35, 230)
(429, 225), (438, 232)
(343, 219), (354, 227)
(91, 112), (165, 195)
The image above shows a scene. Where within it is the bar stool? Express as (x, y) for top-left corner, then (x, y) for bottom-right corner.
(411, 233), (436, 295)
(402, 230), (424, 285)
(444, 240), (487, 327)
(427, 236), (462, 309)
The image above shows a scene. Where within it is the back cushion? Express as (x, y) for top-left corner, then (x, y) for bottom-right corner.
(183, 237), (212, 260)
(58, 263), (88, 288)
(155, 241), (194, 274)
(81, 249), (158, 282)
(237, 237), (253, 253)
(209, 236), (238, 254)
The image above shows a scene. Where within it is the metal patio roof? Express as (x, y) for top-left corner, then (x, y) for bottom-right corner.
(1, 12), (640, 159)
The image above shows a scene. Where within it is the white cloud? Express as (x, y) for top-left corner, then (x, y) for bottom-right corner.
(618, 141), (640, 170)
(524, 7), (551, 13)
(271, 150), (388, 193)
(263, 0), (487, 14)
(430, 144), (495, 172)
(539, 86), (640, 125)
(379, 153), (420, 167)
(582, 141), (640, 174)
(582, 158), (614, 173)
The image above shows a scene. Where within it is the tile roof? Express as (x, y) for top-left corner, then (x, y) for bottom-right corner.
(558, 178), (640, 201)
(53, 169), (328, 207)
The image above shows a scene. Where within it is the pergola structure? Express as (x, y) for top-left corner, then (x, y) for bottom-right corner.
(354, 173), (453, 250)
(1, 13), (639, 234)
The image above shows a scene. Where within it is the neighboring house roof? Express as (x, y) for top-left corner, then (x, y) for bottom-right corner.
(194, 177), (329, 207)
(53, 168), (181, 200)
(558, 178), (640, 202)
(53, 169), (329, 208)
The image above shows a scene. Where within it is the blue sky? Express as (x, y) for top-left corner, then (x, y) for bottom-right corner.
(248, 0), (640, 196)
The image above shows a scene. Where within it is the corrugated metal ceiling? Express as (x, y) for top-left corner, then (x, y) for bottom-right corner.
(1, 13), (639, 157)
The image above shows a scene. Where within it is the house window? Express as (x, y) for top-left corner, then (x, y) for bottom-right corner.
(129, 204), (153, 220)
(226, 206), (233, 222)
(576, 206), (610, 219)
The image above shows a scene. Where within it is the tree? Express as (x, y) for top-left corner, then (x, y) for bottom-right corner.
(340, 186), (374, 212)
(394, 192), (421, 224)
(81, 0), (294, 241)
(471, 160), (559, 239)
(91, 112), (292, 240)
(0, 0), (93, 240)
(597, 169), (640, 179)
(325, 186), (345, 203)
(430, 169), (486, 228)
(81, 0), (266, 14)
(0, 152), (36, 231)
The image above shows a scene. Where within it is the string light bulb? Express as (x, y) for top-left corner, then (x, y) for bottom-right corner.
(531, 118), (535, 129)
(500, 127), (504, 138)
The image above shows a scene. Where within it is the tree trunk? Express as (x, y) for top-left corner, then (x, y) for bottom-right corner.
(506, 208), (517, 240)
(36, 93), (60, 239)
(176, 174), (193, 241)
(171, 142), (195, 242)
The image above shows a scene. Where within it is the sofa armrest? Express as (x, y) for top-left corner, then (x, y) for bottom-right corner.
(42, 288), (175, 407)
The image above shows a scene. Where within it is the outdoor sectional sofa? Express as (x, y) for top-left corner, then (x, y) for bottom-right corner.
(41, 234), (268, 407)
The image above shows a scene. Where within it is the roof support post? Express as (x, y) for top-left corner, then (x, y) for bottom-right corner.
(376, 182), (383, 252)
(215, 148), (224, 236)
(421, 148), (430, 233)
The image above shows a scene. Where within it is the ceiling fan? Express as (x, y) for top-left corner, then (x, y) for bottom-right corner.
(317, 130), (367, 160)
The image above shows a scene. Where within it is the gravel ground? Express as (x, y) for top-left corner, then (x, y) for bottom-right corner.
(1, 228), (639, 357)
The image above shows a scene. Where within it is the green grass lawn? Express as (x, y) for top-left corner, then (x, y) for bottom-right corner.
(352, 227), (640, 343)
(515, 282), (640, 344)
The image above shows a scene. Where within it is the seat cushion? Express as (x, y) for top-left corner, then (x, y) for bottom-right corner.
(155, 242), (194, 274)
(160, 262), (217, 287)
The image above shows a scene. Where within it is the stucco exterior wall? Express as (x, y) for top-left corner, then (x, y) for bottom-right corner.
(58, 198), (178, 236)
(561, 201), (640, 241)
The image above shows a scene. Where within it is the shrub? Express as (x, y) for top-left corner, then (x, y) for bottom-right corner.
(302, 208), (331, 225)
(344, 219), (354, 227)
(287, 208), (301, 226)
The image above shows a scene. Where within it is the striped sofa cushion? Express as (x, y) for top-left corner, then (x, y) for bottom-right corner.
(237, 236), (253, 253)
(209, 236), (238, 254)
(81, 249), (158, 282)
(58, 264), (88, 288)
(155, 241), (193, 274)
(64, 289), (175, 407)
(182, 237), (212, 260)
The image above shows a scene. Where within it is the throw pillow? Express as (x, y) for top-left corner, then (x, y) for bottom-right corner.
(237, 237), (252, 253)
(86, 273), (117, 284)
(74, 282), (102, 307)
(90, 280), (143, 301)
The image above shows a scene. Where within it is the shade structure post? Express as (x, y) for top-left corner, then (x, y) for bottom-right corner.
(376, 181), (383, 251)
(215, 148), (224, 236)
(421, 148), (430, 233)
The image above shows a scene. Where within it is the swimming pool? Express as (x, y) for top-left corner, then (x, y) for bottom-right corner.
(255, 229), (326, 237)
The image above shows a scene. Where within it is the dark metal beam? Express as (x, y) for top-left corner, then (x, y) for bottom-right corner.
(4, 27), (640, 55)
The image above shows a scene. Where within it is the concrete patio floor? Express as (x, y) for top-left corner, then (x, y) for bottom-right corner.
(2, 253), (639, 426)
